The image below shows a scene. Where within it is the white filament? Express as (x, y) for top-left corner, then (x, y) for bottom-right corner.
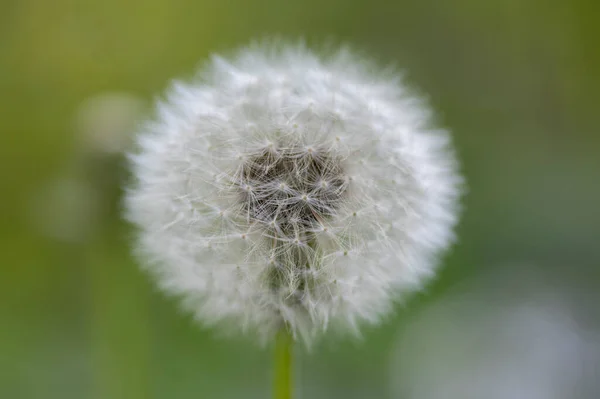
(125, 42), (463, 345)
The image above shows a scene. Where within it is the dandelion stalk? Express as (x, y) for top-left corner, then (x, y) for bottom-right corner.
(273, 327), (293, 399)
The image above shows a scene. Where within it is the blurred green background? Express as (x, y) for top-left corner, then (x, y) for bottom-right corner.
(1, 0), (599, 398)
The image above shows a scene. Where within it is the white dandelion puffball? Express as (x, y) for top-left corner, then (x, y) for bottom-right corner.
(125, 43), (462, 345)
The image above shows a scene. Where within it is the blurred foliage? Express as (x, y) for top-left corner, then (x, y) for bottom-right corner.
(1, 0), (599, 398)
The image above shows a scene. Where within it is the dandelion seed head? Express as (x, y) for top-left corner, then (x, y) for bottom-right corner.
(125, 41), (463, 345)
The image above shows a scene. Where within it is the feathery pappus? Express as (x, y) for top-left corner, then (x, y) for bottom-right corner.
(125, 42), (463, 345)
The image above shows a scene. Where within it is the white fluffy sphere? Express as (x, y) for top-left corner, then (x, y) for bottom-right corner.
(125, 42), (462, 345)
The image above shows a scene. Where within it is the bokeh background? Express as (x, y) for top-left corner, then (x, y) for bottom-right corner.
(1, 1), (599, 398)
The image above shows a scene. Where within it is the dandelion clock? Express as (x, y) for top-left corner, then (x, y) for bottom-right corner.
(124, 41), (463, 398)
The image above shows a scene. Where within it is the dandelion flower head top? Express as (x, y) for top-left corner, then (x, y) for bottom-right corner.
(125, 42), (462, 345)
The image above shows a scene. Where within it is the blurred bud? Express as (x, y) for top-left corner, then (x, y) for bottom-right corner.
(389, 264), (600, 399)
(75, 92), (145, 154)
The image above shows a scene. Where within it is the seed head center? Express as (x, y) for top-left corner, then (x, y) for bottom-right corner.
(237, 144), (348, 234)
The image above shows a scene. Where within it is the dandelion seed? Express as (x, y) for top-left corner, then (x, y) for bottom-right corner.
(125, 41), (463, 346)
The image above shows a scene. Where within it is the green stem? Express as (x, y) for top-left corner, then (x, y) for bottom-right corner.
(273, 327), (293, 399)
